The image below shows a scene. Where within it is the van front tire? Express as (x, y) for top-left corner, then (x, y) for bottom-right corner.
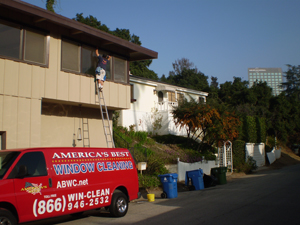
(0, 208), (17, 225)
(109, 192), (128, 217)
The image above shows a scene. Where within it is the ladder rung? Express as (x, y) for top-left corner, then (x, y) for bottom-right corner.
(97, 86), (115, 148)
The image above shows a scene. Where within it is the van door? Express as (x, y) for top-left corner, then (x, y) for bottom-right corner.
(9, 151), (57, 223)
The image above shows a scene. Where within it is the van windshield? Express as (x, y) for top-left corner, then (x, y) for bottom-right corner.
(0, 151), (20, 179)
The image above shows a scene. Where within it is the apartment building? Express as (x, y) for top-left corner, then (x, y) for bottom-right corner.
(248, 68), (283, 95)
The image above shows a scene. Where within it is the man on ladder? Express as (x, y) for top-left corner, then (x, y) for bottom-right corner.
(94, 48), (115, 148)
(95, 48), (111, 91)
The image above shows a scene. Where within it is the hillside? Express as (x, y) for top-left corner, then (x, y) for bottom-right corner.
(267, 146), (300, 169)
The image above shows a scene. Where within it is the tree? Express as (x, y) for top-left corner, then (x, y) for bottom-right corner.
(172, 100), (240, 149)
(281, 64), (300, 99)
(268, 94), (293, 143)
(130, 61), (158, 80)
(210, 76), (219, 89)
(250, 81), (273, 118)
(74, 13), (109, 32)
(163, 59), (209, 91)
(218, 77), (251, 106)
(46, 0), (56, 13)
(170, 58), (198, 76)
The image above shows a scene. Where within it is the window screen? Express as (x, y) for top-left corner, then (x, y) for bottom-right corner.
(114, 57), (127, 83)
(0, 23), (21, 59)
(24, 30), (46, 64)
(62, 40), (80, 72)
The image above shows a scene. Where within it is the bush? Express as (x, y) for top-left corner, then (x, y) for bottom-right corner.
(143, 155), (169, 176)
(131, 145), (153, 162)
(129, 131), (148, 143)
(234, 156), (257, 173)
(138, 174), (160, 188)
(232, 140), (245, 167)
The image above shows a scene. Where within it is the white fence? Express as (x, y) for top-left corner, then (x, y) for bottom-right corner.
(164, 142), (279, 182)
(266, 147), (281, 164)
(165, 159), (218, 182)
(245, 143), (265, 167)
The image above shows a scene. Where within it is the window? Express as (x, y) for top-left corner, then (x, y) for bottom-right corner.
(0, 151), (20, 179)
(177, 93), (184, 102)
(0, 21), (48, 65)
(0, 131), (6, 150)
(114, 57), (127, 83)
(24, 30), (47, 64)
(168, 92), (176, 102)
(62, 40), (80, 72)
(158, 91), (163, 102)
(9, 152), (47, 178)
(61, 40), (116, 79)
(61, 39), (128, 83)
(92, 49), (111, 79)
(199, 97), (205, 103)
(0, 23), (20, 58)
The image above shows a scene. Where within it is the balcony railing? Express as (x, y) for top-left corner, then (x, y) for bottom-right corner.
(155, 101), (178, 111)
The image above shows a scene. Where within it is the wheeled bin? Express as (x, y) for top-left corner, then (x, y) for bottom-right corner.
(158, 173), (178, 198)
(211, 167), (227, 185)
(185, 169), (204, 190)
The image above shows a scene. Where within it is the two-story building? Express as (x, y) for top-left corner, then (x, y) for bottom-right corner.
(119, 75), (208, 136)
(0, 0), (157, 149)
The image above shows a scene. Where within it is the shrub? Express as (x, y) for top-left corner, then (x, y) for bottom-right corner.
(234, 156), (257, 174)
(138, 174), (160, 188)
(143, 155), (169, 176)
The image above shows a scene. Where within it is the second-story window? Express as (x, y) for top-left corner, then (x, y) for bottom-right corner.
(0, 20), (48, 66)
(158, 91), (163, 102)
(61, 40), (80, 72)
(177, 93), (184, 102)
(61, 39), (128, 84)
(61, 40), (99, 76)
(24, 30), (47, 64)
(168, 91), (176, 102)
(114, 57), (127, 83)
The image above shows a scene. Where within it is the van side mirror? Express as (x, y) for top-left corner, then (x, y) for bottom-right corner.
(16, 165), (28, 178)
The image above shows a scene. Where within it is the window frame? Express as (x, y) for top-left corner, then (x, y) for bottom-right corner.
(10, 151), (48, 178)
(168, 91), (176, 102)
(0, 19), (49, 67)
(61, 38), (129, 85)
(0, 131), (6, 150)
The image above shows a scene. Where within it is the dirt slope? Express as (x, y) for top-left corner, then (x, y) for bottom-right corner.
(267, 146), (300, 169)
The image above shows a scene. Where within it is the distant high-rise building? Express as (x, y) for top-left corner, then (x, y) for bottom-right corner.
(248, 68), (283, 96)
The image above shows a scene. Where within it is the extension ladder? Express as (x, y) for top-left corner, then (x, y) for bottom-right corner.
(96, 87), (115, 148)
(82, 118), (90, 147)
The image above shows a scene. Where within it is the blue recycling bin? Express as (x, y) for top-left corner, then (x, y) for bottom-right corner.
(158, 173), (178, 198)
(185, 169), (204, 190)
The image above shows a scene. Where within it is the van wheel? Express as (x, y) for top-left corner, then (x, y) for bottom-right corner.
(109, 192), (128, 217)
(0, 208), (17, 225)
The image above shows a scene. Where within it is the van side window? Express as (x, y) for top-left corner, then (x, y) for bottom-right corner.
(10, 152), (47, 178)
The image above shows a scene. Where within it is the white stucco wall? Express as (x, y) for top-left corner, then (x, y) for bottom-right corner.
(119, 77), (208, 136)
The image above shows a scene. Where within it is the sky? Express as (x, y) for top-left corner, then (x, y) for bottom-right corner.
(22, 0), (300, 85)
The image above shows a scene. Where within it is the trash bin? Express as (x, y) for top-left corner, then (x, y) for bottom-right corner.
(211, 167), (227, 185)
(185, 169), (204, 190)
(158, 173), (178, 198)
(203, 174), (217, 188)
